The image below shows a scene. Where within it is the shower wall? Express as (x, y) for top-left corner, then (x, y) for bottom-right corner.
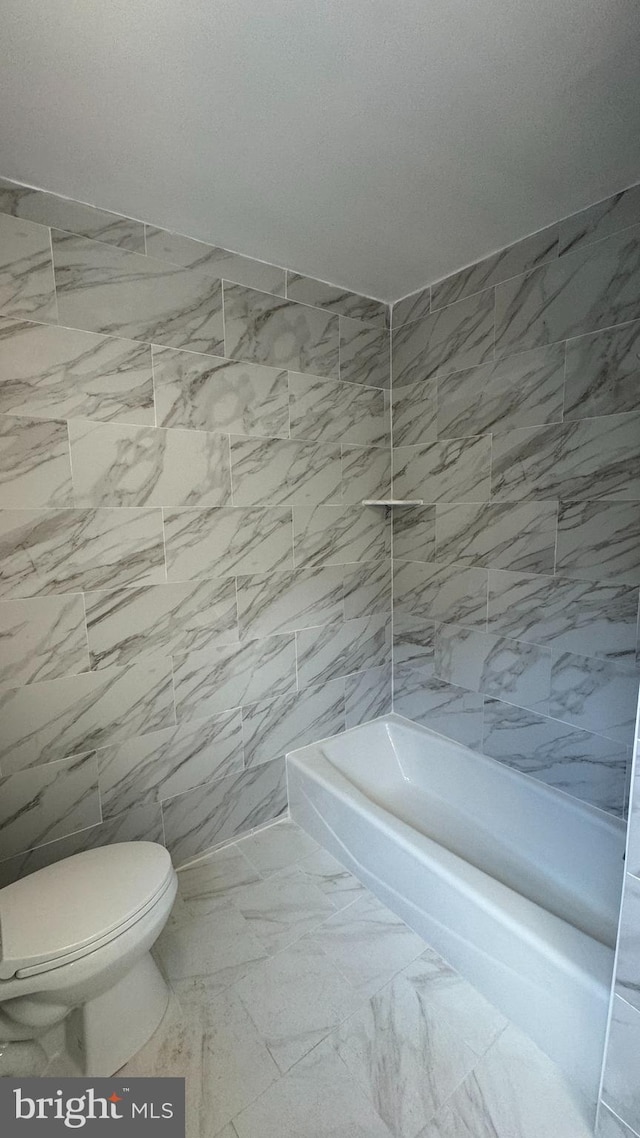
(0, 177), (392, 883)
(391, 182), (640, 817)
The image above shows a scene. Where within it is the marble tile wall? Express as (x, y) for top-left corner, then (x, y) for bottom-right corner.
(0, 177), (391, 884)
(391, 181), (640, 818)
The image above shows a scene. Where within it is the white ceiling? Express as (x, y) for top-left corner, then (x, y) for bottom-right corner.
(2, 0), (640, 301)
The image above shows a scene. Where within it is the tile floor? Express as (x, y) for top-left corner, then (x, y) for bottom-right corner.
(121, 818), (596, 1137)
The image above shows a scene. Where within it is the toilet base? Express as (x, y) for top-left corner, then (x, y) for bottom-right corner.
(66, 952), (170, 1076)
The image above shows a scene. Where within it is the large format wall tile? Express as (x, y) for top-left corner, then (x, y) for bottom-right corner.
(285, 272), (387, 327)
(601, 996), (640, 1134)
(564, 319), (640, 420)
(0, 214), (57, 322)
(393, 560), (488, 629)
(52, 231), (225, 354)
(495, 223), (640, 358)
(296, 613), (391, 688)
(558, 184), (640, 256)
(614, 873), (640, 1013)
(0, 594), (89, 687)
(0, 318), (154, 425)
(97, 710), (244, 819)
(230, 435), (341, 507)
(482, 699), (628, 815)
(391, 378), (437, 447)
(163, 506), (293, 580)
(161, 758), (287, 864)
(0, 657), (174, 773)
(153, 346), (288, 438)
(339, 316), (390, 388)
(392, 507), (436, 563)
(392, 288), (494, 386)
(0, 507), (165, 598)
(431, 225), (559, 310)
(434, 623), (552, 713)
(69, 418), (231, 507)
(393, 664), (484, 749)
(435, 501), (557, 573)
(345, 664), (392, 727)
(341, 444), (390, 504)
(289, 372), (388, 447)
(0, 178), (145, 251)
(0, 415), (73, 507)
(173, 634), (297, 722)
(549, 650), (640, 745)
(556, 500), (640, 585)
(242, 680), (345, 767)
(393, 611), (435, 667)
(393, 435), (491, 503)
(343, 560), (391, 620)
(85, 577), (238, 669)
(392, 286), (431, 329)
(293, 503), (388, 567)
(224, 283), (339, 377)
(236, 566), (344, 640)
(144, 226), (286, 295)
(0, 752), (101, 861)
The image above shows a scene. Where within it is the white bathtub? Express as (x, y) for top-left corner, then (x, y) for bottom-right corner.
(287, 714), (625, 1100)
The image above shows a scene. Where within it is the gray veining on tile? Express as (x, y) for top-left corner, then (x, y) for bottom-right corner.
(173, 634), (296, 722)
(156, 901), (268, 987)
(339, 316), (390, 389)
(559, 185), (640, 256)
(85, 576), (238, 668)
(392, 378), (437, 447)
(393, 560), (488, 630)
(144, 226), (286, 295)
(224, 283), (339, 378)
(153, 345), (289, 438)
(52, 230), (225, 354)
(227, 867), (337, 956)
(564, 319), (640, 420)
(237, 819), (320, 877)
(0, 415), (73, 507)
(431, 224), (559, 310)
(242, 680), (345, 767)
(163, 505), (293, 581)
(293, 502), (388, 567)
(435, 623), (551, 713)
(286, 272), (387, 328)
(614, 874), (640, 1011)
(0, 751), (101, 861)
(0, 317), (154, 425)
(0, 655), (174, 773)
(295, 846), (365, 907)
(0, 506), (165, 599)
(237, 566), (344, 640)
(392, 507), (436, 563)
(392, 288), (495, 387)
(556, 500), (640, 585)
(296, 613), (391, 688)
(97, 709), (244, 819)
(345, 664), (392, 727)
(0, 213), (57, 322)
(601, 996), (640, 1135)
(549, 650), (640, 744)
(289, 371), (388, 447)
(435, 501), (557, 573)
(343, 560), (392, 620)
(0, 178), (145, 251)
(393, 664), (485, 749)
(392, 287), (431, 329)
(0, 593), (89, 687)
(69, 418), (232, 507)
(230, 435), (341, 507)
(342, 444), (391, 505)
(393, 612), (436, 667)
(393, 435), (491, 503)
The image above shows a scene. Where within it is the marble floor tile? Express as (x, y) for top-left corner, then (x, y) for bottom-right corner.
(0, 593), (89, 687)
(307, 891), (427, 996)
(177, 844), (261, 914)
(0, 415), (73, 508)
(233, 937), (362, 1073)
(418, 1023), (593, 1138)
(155, 902), (268, 988)
(294, 847), (367, 908)
(0, 214), (57, 322)
(232, 1037), (393, 1138)
(237, 820), (320, 877)
(227, 866), (336, 954)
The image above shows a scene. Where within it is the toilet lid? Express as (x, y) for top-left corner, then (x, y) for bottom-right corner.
(0, 843), (174, 980)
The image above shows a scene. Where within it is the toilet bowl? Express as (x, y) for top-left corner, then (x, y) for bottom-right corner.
(0, 842), (178, 1076)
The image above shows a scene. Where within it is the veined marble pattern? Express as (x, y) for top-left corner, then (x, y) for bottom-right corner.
(144, 226), (286, 295)
(236, 819), (319, 878)
(223, 283), (339, 378)
(293, 503), (388, 567)
(431, 224), (559, 310)
(0, 178), (145, 251)
(558, 184), (640, 255)
(163, 505), (293, 581)
(0, 593), (89, 687)
(241, 680), (345, 768)
(0, 656), (174, 774)
(564, 319), (640, 420)
(393, 612), (436, 666)
(393, 560), (488, 629)
(343, 560), (391, 620)
(435, 501), (557, 573)
(549, 650), (640, 745)
(0, 506), (165, 599)
(161, 758), (287, 863)
(69, 418), (232, 507)
(230, 435), (341, 507)
(345, 664), (392, 727)
(481, 699), (628, 815)
(601, 996), (640, 1135)
(437, 342), (565, 437)
(285, 272), (388, 328)
(339, 316), (390, 389)
(172, 634), (297, 722)
(391, 288), (494, 387)
(393, 435), (491, 503)
(393, 664), (485, 749)
(296, 613), (391, 688)
(615, 874), (640, 1012)
(236, 566), (344, 640)
(392, 378), (437, 447)
(556, 500), (640, 585)
(491, 412), (640, 501)
(0, 752), (100, 861)
(97, 709), (244, 819)
(487, 570), (639, 659)
(0, 318), (154, 425)
(392, 286), (431, 329)
(0, 213), (57, 322)
(0, 415), (73, 507)
(341, 444), (391, 505)
(153, 346), (289, 438)
(392, 507), (436, 563)
(435, 623), (551, 714)
(495, 223), (640, 358)
(52, 231), (225, 354)
(289, 371), (388, 447)
(84, 577), (238, 669)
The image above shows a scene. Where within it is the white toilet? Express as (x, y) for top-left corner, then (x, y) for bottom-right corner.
(0, 842), (177, 1076)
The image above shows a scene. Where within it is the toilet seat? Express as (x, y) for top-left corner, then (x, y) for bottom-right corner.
(0, 843), (174, 981)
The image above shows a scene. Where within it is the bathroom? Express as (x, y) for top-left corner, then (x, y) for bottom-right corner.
(0, 0), (639, 1134)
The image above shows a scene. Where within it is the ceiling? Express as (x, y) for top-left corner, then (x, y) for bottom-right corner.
(2, 0), (640, 301)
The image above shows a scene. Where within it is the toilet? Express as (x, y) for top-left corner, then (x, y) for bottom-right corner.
(0, 842), (177, 1076)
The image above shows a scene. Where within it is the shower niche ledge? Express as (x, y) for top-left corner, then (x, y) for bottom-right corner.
(361, 498), (424, 506)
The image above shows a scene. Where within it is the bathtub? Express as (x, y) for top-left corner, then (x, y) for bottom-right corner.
(287, 713), (625, 1101)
